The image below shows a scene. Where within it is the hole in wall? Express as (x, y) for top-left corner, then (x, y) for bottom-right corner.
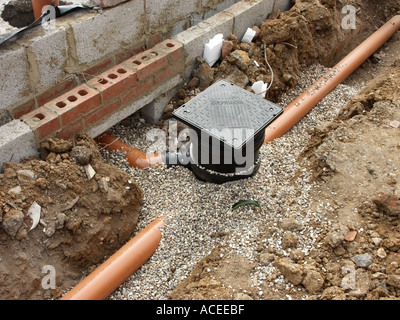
(108, 74), (118, 79)
(78, 90), (88, 96)
(35, 113), (45, 120)
(117, 69), (127, 74)
(67, 96), (78, 102)
(56, 102), (67, 108)
(99, 78), (108, 85)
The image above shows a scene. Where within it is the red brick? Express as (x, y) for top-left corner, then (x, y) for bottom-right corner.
(147, 33), (163, 49)
(87, 65), (138, 102)
(82, 57), (115, 80)
(44, 84), (101, 125)
(84, 98), (121, 128)
(160, 39), (184, 62)
(36, 79), (77, 107)
(115, 46), (145, 65)
(154, 64), (181, 86)
(122, 48), (169, 81)
(56, 119), (84, 140)
(22, 106), (61, 141)
(11, 99), (36, 119)
(121, 79), (154, 105)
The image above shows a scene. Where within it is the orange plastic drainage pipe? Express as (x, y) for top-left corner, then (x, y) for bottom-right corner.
(32, 0), (59, 20)
(264, 15), (400, 143)
(61, 217), (166, 300)
(95, 132), (164, 169)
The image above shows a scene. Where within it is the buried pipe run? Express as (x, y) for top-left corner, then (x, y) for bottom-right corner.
(264, 15), (400, 143)
(61, 217), (166, 300)
(95, 131), (190, 169)
(95, 132), (165, 169)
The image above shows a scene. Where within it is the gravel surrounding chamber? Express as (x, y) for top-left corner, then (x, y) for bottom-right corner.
(98, 64), (362, 300)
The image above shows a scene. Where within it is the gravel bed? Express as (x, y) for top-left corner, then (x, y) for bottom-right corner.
(98, 64), (363, 300)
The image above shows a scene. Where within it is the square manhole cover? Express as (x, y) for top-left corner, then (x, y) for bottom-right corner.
(172, 80), (283, 149)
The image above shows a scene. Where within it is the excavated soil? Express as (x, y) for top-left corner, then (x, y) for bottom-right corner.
(0, 0), (399, 300)
(0, 134), (142, 300)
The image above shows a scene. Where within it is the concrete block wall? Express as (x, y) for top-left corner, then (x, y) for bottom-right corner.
(0, 0), (293, 170)
(1, 0), (248, 122)
(20, 39), (184, 143)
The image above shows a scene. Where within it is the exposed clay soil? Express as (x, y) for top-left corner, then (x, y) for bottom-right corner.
(0, 134), (142, 300)
(0, 0), (399, 300)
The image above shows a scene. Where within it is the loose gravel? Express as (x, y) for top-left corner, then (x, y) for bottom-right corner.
(98, 64), (363, 300)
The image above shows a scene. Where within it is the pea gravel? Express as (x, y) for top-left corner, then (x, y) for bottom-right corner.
(97, 64), (362, 300)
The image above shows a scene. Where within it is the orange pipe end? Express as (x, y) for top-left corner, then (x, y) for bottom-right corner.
(32, 0), (59, 20)
(264, 15), (400, 143)
(61, 217), (166, 300)
(95, 132), (164, 169)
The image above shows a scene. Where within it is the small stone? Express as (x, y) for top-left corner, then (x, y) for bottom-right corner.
(251, 26), (261, 39)
(302, 269), (325, 295)
(279, 218), (304, 231)
(2, 209), (24, 237)
(372, 237), (383, 246)
(376, 248), (387, 259)
(44, 221), (56, 237)
(7, 186), (21, 195)
(234, 293), (253, 300)
(259, 252), (275, 266)
(345, 230), (358, 242)
(349, 269), (371, 298)
(4, 168), (17, 179)
(56, 212), (67, 230)
(41, 138), (73, 153)
(352, 254), (373, 268)
(326, 225), (349, 248)
(186, 77), (200, 90)
(389, 120), (400, 128)
(289, 249), (305, 262)
(17, 169), (36, 183)
(387, 275), (400, 289)
(163, 104), (174, 114)
(70, 146), (93, 166)
(84, 164), (96, 180)
(274, 257), (304, 285)
(221, 40), (234, 58)
(282, 231), (298, 249)
(98, 177), (110, 193)
(229, 50), (251, 72)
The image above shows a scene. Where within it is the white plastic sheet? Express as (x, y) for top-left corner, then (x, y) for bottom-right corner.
(204, 34), (224, 67)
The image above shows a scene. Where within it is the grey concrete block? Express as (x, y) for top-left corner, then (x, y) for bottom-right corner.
(28, 28), (69, 89)
(0, 120), (38, 172)
(273, 0), (294, 12)
(203, 0), (239, 20)
(72, 0), (145, 65)
(227, 0), (275, 41)
(146, 0), (198, 28)
(141, 87), (178, 125)
(0, 47), (30, 112)
(88, 75), (183, 138)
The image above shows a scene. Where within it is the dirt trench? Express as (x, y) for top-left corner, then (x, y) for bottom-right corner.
(167, 0), (400, 300)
